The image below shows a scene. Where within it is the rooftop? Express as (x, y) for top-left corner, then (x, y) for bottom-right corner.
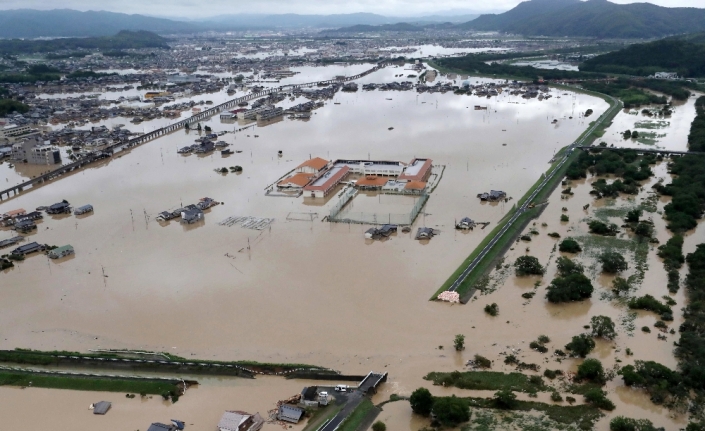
(297, 157), (329, 171)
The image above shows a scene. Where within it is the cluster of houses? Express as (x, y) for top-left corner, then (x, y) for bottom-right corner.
(362, 81), (415, 91)
(277, 156), (433, 199)
(178, 134), (228, 154)
(156, 197), (219, 224)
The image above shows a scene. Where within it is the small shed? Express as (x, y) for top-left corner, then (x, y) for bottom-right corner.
(277, 404), (305, 424)
(92, 401), (111, 415)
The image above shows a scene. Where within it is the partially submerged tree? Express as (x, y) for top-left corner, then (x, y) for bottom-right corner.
(546, 273), (594, 303)
(556, 256), (584, 277)
(599, 252), (628, 273)
(453, 334), (465, 351)
(577, 358), (606, 384)
(514, 255), (545, 276)
(409, 388), (433, 416)
(432, 396), (470, 427)
(591, 315), (617, 340)
(559, 238), (582, 253)
(565, 334), (596, 358)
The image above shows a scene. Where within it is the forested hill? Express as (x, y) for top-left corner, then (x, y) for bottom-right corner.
(0, 9), (196, 38)
(0, 31), (170, 55)
(457, 0), (705, 39)
(580, 35), (705, 77)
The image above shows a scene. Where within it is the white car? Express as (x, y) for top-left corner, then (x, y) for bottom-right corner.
(334, 385), (349, 392)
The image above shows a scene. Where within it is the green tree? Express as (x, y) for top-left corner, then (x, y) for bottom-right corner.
(453, 334), (465, 351)
(409, 387), (434, 416)
(634, 222), (652, 237)
(565, 334), (595, 358)
(493, 389), (517, 409)
(625, 208), (642, 223)
(591, 315), (617, 340)
(577, 358), (606, 383)
(556, 256), (584, 276)
(546, 273), (594, 303)
(559, 238), (582, 253)
(432, 396), (470, 427)
(612, 277), (632, 296)
(610, 416), (658, 431)
(599, 252), (628, 273)
(514, 255), (545, 276)
(197, 122), (202, 131)
(372, 421), (386, 431)
(204, 125), (212, 132)
(584, 388), (615, 410)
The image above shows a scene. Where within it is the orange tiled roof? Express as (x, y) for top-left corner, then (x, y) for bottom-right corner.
(297, 157), (329, 171)
(279, 173), (314, 187)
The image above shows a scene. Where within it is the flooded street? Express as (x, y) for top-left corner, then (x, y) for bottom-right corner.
(0, 64), (699, 430)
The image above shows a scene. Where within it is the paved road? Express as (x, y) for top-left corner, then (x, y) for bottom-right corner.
(319, 391), (364, 431)
(447, 94), (621, 293)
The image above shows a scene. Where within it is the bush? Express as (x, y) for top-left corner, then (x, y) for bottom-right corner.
(556, 256), (584, 276)
(372, 421), (386, 431)
(484, 303), (499, 316)
(642, 326), (651, 333)
(588, 220), (619, 236)
(628, 295), (672, 314)
(544, 369), (558, 379)
(548, 232), (561, 238)
(625, 208), (642, 223)
(612, 277), (632, 296)
(537, 335), (550, 344)
(591, 315), (617, 340)
(453, 334), (465, 351)
(610, 416), (658, 431)
(559, 238), (582, 253)
(565, 334), (595, 358)
(584, 388), (615, 410)
(599, 252), (628, 273)
(473, 355), (492, 369)
(551, 391), (563, 402)
(577, 358), (606, 383)
(529, 341), (548, 353)
(618, 361), (684, 404)
(514, 255), (544, 276)
(546, 273), (594, 303)
(493, 389), (517, 409)
(432, 395), (470, 426)
(409, 387), (433, 416)
(634, 222), (653, 237)
(560, 214), (569, 222)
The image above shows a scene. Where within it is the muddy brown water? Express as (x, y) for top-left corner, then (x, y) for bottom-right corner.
(0, 67), (700, 430)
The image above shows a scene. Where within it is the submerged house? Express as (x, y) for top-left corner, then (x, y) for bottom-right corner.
(91, 401), (111, 415)
(181, 208), (204, 224)
(456, 217), (476, 230)
(11, 241), (45, 256)
(46, 201), (71, 214)
(415, 227), (436, 240)
(478, 190), (507, 201)
(13, 219), (36, 233)
(48, 245), (74, 259)
(74, 204), (93, 215)
(217, 411), (265, 431)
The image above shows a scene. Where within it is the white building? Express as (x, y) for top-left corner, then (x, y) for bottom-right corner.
(653, 72), (679, 80)
(11, 135), (61, 165)
(0, 123), (32, 140)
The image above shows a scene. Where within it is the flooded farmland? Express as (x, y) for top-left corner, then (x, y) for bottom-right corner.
(0, 64), (700, 430)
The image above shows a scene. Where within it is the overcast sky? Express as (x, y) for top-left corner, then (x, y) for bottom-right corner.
(0, 0), (703, 18)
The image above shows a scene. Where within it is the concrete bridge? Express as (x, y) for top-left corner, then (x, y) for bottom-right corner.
(0, 63), (386, 201)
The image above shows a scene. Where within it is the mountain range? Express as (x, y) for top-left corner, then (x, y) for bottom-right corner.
(459, 0), (705, 39)
(0, 9), (482, 38)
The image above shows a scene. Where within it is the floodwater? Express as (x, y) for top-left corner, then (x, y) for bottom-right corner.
(0, 376), (319, 431)
(1, 64), (691, 429)
(598, 92), (703, 151)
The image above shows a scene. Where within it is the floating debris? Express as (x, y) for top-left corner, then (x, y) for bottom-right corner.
(219, 216), (274, 230)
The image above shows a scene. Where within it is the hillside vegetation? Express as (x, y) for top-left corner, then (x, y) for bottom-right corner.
(0, 31), (170, 55)
(581, 36), (705, 77)
(458, 0), (705, 39)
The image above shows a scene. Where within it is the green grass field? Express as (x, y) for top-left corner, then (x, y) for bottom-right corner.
(0, 371), (179, 394)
